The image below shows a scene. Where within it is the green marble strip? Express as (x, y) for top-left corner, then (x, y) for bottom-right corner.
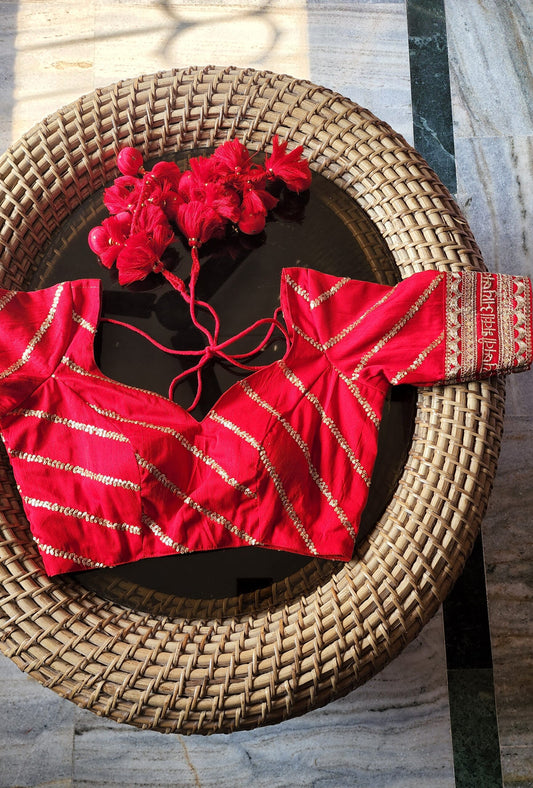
(406, 0), (456, 194)
(406, 1), (502, 785)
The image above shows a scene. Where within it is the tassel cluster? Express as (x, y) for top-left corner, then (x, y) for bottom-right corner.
(88, 137), (312, 289)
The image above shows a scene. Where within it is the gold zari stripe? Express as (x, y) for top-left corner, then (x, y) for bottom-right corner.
(390, 331), (445, 385)
(88, 403), (255, 499)
(209, 410), (318, 554)
(240, 380), (356, 540)
(285, 273), (350, 309)
(0, 283), (64, 381)
(24, 497), (141, 535)
(10, 449), (140, 491)
(351, 274), (444, 380)
(136, 453), (257, 546)
(11, 408), (130, 443)
(279, 360), (371, 487)
(33, 536), (107, 569)
(142, 514), (190, 554)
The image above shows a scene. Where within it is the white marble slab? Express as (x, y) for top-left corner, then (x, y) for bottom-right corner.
(0, 656), (75, 788)
(446, 0), (533, 138)
(481, 418), (533, 787)
(69, 614), (454, 788)
(307, 1), (413, 144)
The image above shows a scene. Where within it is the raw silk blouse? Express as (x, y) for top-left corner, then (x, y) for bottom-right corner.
(0, 267), (531, 576)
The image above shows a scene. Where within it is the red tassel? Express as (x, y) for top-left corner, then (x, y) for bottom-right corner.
(264, 135), (312, 192)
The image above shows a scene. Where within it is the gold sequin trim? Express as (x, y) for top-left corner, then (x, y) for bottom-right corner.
(23, 496), (142, 535)
(240, 380), (356, 540)
(88, 403), (255, 499)
(141, 513), (190, 554)
(496, 274), (514, 371)
(285, 273), (350, 309)
(461, 271), (477, 380)
(72, 309), (96, 333)
(0, 283), (64, 381)
(0, 290), (16, 311)
(209, 409), (318, 554)
(352, 274), (444, 380)
(390, 331), (445, 385)
(10, 449), (140, 491)
(11, 407), (130, 443)
(278, 360), (371, 487)
(445, 273), (461, 380)
(293, 288), (395, 352)
(33, 535), (107, 569)
(334, 369), (380, 427)
(291, 328), (379, 426)
(136, 453), (258, 546)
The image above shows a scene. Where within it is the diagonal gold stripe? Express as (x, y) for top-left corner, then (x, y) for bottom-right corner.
(10, 449), (140, 491)
(72, 309), (96, 333)
(11, 407), (130, 443)
(0, 290), (16, 312)
(88, 403), (255, 499)
(141, 513), (190, 554)
(278, 360), (371, 487)
(0, 283), (64, 381)
(240, 380), (356, 540)
(209, 411), (318, 554)
(351, 274), (444, 380)
(285, 273), (350, 309)
(33, 535), (108, 569)
(136, 453), (258, 546)
(390, 331), (445, 385)
(23, 496), (141, 535)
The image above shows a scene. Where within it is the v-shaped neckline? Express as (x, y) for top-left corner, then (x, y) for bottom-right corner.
(83, 270), (297, 426)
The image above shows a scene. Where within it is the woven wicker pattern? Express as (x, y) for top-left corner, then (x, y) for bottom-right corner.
(0, 66), (505, 734)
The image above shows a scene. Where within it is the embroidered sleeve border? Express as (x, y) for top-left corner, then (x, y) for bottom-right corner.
(445, 271), (533, 382)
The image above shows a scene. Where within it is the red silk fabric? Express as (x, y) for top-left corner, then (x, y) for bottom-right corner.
(0, 267), (531, 575)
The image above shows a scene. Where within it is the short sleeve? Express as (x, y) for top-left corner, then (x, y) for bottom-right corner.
(283, 268), (533, 388)
(0, 282), (72, 415)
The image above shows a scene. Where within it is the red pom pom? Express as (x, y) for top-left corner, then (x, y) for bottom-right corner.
(88, 212), (131, 268)
(117, 147), (144, 176)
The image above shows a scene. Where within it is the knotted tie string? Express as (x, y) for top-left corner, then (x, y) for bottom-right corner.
(103, 305), (288, 412)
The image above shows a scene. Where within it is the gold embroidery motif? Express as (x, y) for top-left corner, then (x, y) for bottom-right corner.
(0, 283), (64, 381)
(10, 449), (140, 491)
(285, 273), (350, 309)
(513, 277), (533, 367)
(24, 496), (141, 535)
(11, 408), (130, 443)
(352, 274), (444, 380)
(240, 379), (356, 540)
(141, 513), (190, 554)
(445, 273), (462, 380)
(496, 274), (515, 371)
(33, 535), (107, 569)
(89, 403), (255, 499)
(136, 453), (258, 546)
(279, 360), (371, 487)
(209, 410), (318, 554)
(461, 271), (477, 379)
(390, 331), (445, 385)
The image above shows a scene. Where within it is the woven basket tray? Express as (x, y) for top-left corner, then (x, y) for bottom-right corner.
(0, 66), (505, 734)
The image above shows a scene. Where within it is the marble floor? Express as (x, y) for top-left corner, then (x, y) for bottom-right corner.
(0, 1), (531, 786)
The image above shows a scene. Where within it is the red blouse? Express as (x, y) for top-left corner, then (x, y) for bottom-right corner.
(0, 267), (531, 576)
